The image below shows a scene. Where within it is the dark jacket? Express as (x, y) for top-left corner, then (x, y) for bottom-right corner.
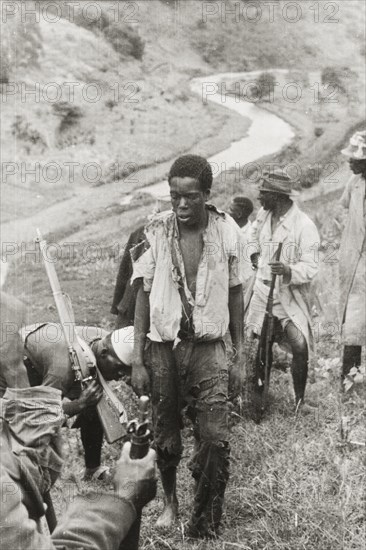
(111, 226), (146, 327)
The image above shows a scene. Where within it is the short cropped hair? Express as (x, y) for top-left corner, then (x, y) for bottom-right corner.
(232, 196), (254, 216)
(168, 155), (213, 192)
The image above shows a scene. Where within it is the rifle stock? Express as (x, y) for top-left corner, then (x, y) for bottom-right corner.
(96, 395), (127, 444)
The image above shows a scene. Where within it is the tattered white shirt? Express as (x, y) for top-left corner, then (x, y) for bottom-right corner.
(132, 207), (243, 343)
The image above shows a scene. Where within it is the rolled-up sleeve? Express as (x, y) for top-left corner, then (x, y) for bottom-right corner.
(131, 246), (155, 292)
(225, 220), (244, 287)
(287, 222), (320, 286)
(228, 255), (242, 288)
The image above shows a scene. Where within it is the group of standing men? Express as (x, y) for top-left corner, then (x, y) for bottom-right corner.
(113, 129), (366, 538)
(0, 130), (365, 547)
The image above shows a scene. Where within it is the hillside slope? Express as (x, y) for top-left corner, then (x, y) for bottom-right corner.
(1, 0), (365, 231)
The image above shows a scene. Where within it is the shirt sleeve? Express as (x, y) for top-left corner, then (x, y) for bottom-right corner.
(285, 219), (320, 286)
(131, 245), (155, 292)
(0, 463), (55, 550)
(0, 461), (138, 550)
(228, 256), (242, 288)
(52, 493), (136, 550)
(226, 221), (244, 287)
(248, 208), (266, 256)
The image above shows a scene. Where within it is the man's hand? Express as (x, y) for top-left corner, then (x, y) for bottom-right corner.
(229, 351), (244, 399)
(114, 442), (157, 512)
(250, 252), (260, 270)
(78, 381), (103, 409)
(131, 361), (150, 397)
(268, 261), (291, 279)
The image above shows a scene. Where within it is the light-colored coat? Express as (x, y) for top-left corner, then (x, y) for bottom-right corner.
(250, 203), (320, 352)
(338, 173), (366, 325)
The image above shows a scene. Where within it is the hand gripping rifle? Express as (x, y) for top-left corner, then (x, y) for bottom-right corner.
(36, 230), (127, 444)
(120, 395), (153, 550)
(258, 242), (283, 412)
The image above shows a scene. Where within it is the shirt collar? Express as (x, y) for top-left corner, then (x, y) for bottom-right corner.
(274, 202), (298, 230)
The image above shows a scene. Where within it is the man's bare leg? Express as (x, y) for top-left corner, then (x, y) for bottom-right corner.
(285, 323), (314, 412)
(156, 467), (178, 528)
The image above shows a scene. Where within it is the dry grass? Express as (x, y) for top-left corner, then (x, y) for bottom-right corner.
(51, 358), (365, 550)
(6, 173), (365, 550)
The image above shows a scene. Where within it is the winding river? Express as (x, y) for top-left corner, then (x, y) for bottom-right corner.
(137, 70), (295, 199)
(0, 71), (295, 245)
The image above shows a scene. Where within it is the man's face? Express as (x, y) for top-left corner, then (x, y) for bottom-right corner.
(96, 347), (131, 381)
(228, 202), (243, 224)
(170, 177), (209, 227)
(259, 191), (279, 211)
(349, 158), (366, 175)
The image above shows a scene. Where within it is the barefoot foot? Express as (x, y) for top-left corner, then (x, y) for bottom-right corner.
(156, 502), (178, 529)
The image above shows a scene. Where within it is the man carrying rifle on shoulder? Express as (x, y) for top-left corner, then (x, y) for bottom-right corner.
(246, 170), (320, 416)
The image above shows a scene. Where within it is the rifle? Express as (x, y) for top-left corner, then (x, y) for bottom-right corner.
(36, 230), (127, 444)
(258, 242), (283, 412)
(121, 395), (152, 550)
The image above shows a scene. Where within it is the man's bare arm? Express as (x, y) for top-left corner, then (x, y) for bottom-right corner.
(229, 284), (244, 353)
(228, 284), (244, 398)
(131, 284), (151, 396)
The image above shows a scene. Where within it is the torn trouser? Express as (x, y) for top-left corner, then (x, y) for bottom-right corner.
(145, 338), (230, 535)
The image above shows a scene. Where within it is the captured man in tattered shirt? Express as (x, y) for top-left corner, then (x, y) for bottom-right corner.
(131, 155), (244, 538)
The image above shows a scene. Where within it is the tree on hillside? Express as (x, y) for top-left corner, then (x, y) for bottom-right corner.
(104, 23), (145, 60)
(255, 72), (276, 102)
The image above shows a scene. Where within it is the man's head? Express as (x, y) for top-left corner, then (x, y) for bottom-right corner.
(341, 130), (366, 177)
(258, 171), (295, 211)
(349, 158), (366, 176)
(168, 155), (212, 227)
(229, 196), (254, 226)
(92, 327), (134, 381)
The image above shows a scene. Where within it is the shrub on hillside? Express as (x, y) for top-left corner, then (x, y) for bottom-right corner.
(72, 8), (111, 33)
(56, 3), (144, 60)
(298, 164), (321, 188)
(11, 115), (47, 152)
(52, 102), (83, 132)
(53, 2), (111, 32)
(321, 66), (347, 94)
(104, 23), (145, 60)
(255, 72), (276, 102)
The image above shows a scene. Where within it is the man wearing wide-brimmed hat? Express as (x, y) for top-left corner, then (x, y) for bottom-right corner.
(339, 130), (366, 381)
(246, 170), (320, 413)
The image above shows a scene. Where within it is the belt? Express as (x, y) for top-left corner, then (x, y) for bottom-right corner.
(259, 279), (271, 287)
